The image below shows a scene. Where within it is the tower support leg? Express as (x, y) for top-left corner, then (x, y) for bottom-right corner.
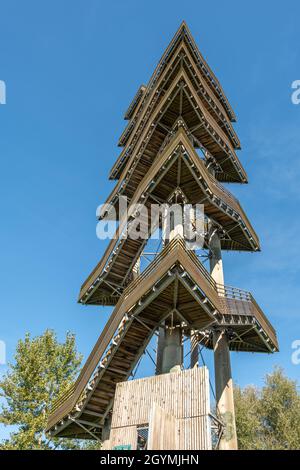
(209, 229), (224, 286)
(213, 329), (238, 450)
(157, 209), (183, 375)
(209, 229), (237, 450)
(155, 326), (165, 375)
(156, 326), (182, 375)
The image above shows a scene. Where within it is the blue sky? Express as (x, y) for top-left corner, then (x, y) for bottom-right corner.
(1, 0), (300, 440)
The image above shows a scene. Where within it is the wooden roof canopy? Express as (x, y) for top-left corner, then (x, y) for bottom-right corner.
(110, 65), (247, 187)
(112, 21), (242, 182)
(47, 22), (278, 440)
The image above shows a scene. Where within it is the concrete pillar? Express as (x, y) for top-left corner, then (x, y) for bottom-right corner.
(155, 326), (165, 375)
(213, 329), (238, 450)
(156, 325), (182, 374)
(209, 230), (237, 450)
(209, 229), (224, 286)
(161, 327), (182, 374)
(157, 204), (183, 375)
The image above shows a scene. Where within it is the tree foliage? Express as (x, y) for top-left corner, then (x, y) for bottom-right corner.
(0, 329), (90, 449)
(235, 368), (300, 450)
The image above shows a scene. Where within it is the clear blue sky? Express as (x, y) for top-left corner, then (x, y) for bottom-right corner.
(1, 0), (300, 439)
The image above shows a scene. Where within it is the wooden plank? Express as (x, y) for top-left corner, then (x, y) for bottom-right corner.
(148, 403), (177, 450)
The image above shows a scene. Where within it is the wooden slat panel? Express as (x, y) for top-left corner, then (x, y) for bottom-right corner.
(111, 367), (210, 426)
(108, 426), (137, 450)
(148, 404), (177, 450)
(110, 367), (211, 450)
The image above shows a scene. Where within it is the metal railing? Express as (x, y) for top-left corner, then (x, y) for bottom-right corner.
(216, 284), (252, 302)
(206, 171), (240, 205)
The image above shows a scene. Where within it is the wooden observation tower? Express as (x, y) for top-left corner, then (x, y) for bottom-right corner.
(47, 22), (278, 450)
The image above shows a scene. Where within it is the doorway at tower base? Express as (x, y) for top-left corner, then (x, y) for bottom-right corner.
(102, 367), (212, 450)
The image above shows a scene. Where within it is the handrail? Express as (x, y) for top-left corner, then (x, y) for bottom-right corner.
(250, 295), (277, 338)
(206, 171), (240, 205)
(217, 284), (276, 340)
(123, 237), (179, 298)
(123, 236), (217, 298)
(124, 85), (146, 120)
(183, 242), (217, 289)
(51, 384), (75, 413)
(216, 284), (252, 302)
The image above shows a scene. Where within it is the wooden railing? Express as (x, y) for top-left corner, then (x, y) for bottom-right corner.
(250, 295), (277, 343)
(206, 170), (240, 205)
(50, 384), (75, 414)
(123, 237), (179, 298)
(123, 236), (217, 298)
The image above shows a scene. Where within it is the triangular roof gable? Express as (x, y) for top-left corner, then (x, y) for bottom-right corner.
(98, 127), (256, 245)
(109, 69), (247, 188)
(144, 22), (236, 122)
(178, 22), (236, 121)
(118, 37), (240, 150)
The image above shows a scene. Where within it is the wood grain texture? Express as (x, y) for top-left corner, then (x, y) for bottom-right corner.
(108, 367), (211, 450)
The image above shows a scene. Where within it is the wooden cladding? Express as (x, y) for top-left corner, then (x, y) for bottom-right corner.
(106, 367), (211, 450)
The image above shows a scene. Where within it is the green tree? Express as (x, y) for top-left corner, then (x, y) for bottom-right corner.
(235, 368), (300, 450)
(234, 385), (262, 450)
(0, 329), (86, 449)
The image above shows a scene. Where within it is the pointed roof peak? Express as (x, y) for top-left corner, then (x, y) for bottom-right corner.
(170, 20), (190, 43)
(177, 20), (196, 38)
(165, 21), (236, 122)
(178, 20), (188, 31)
